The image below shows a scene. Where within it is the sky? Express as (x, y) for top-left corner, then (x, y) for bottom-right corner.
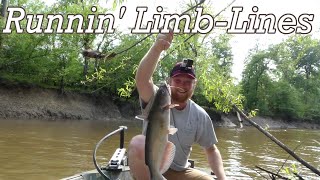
(220, 0), (320, 81)
(45, 0), (320, 82)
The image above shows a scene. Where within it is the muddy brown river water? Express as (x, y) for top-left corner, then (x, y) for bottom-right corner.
(0, 119), (319, 179)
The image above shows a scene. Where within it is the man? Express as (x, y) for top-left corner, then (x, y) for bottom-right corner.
(128, 31), (226, 180)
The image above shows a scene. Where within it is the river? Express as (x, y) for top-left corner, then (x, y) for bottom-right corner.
(0, 119), (319, 180)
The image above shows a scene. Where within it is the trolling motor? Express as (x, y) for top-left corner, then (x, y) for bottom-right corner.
(106, 127), (127, 171)
(93, 126), (128, 179)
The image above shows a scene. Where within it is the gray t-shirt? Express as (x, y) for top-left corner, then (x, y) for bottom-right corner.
(140, 85), (218, 171)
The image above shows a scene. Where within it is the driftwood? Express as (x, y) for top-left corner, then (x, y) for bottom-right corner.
(293, 172), (305, 180)
(236, 111), (243, 128)
(255, 166), (289, 180)
(82, 49), (117, 60)
(255, 166), (306, 180)
(82, 49), (106, 59)
(232, 104), (320, 176)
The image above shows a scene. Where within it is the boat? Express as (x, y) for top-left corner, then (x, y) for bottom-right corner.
(61, 126), (216, 180)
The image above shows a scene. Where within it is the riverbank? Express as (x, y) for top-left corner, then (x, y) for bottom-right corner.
(0, 84), (124, 121)
(0, 84), (319, 129)
(218, 114), (320, 129)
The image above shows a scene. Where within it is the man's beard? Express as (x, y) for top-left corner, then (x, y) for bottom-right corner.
(171, 88), (193, 104)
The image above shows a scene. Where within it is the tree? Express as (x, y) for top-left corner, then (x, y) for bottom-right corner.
(241, 35), (320, 121)
(0, 0), (243, 113)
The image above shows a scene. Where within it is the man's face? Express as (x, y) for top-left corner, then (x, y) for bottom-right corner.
(169, 74), (196, 104)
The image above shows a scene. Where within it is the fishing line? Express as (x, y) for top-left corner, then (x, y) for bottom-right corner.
(159, 0), (237, 61)
(103, 0), (208, 59)
(93, 126), (127, 180)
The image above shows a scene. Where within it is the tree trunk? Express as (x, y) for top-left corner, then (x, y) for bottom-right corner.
(1, 0), (8, 17)
(59, 57), (66, 94)
(59, 76), (64, 94)
(83, 57), (88, 76)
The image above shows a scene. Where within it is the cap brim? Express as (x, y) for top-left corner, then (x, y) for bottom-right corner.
(171, 73), (195, 79)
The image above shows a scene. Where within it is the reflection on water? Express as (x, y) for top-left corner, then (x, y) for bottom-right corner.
(0, 119), (319, 180)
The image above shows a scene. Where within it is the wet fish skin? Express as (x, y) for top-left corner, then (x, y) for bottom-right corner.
(145, 83), (176, 180)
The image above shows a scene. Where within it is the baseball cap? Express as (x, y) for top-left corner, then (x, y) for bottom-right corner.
(170, 61), (196, 79)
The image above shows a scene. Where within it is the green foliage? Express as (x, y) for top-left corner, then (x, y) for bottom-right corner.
(3, 0), (319, 123)
(241, 35), (320, 121)
(81, 33), (152, 96)
(0, 0), (110, 92)
(197, 56), (243, 112)
(281, 163), (300, 180)
(162, 32), (243, 113)
(268, 80), (305, 119)
(0, 0), (243, 113)
(241, 49), (273, 115)
(117, 78), (135, 98)
(248, 109), (257, 118)
(110, 0), (127, 10)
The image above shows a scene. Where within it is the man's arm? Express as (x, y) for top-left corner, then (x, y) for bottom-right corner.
(135, 31), (173, 103)
(204, 144), (226, 180)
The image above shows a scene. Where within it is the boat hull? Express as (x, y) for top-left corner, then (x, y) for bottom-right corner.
(61, 167), (132, 180)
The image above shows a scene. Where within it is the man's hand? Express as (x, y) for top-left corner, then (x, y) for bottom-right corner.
(135, 30), (174, 104)
(153, 30), (174, 53)
(205, 145), (227, 180)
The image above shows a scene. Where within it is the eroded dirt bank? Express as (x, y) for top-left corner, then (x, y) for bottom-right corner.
(0, 85), (124, 121)
(0, 84), (319, 129)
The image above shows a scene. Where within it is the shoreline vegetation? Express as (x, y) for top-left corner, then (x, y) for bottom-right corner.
(0, 1), (319, 178)
(1, 0), (319, 129)
(1, 83), (319, 130)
